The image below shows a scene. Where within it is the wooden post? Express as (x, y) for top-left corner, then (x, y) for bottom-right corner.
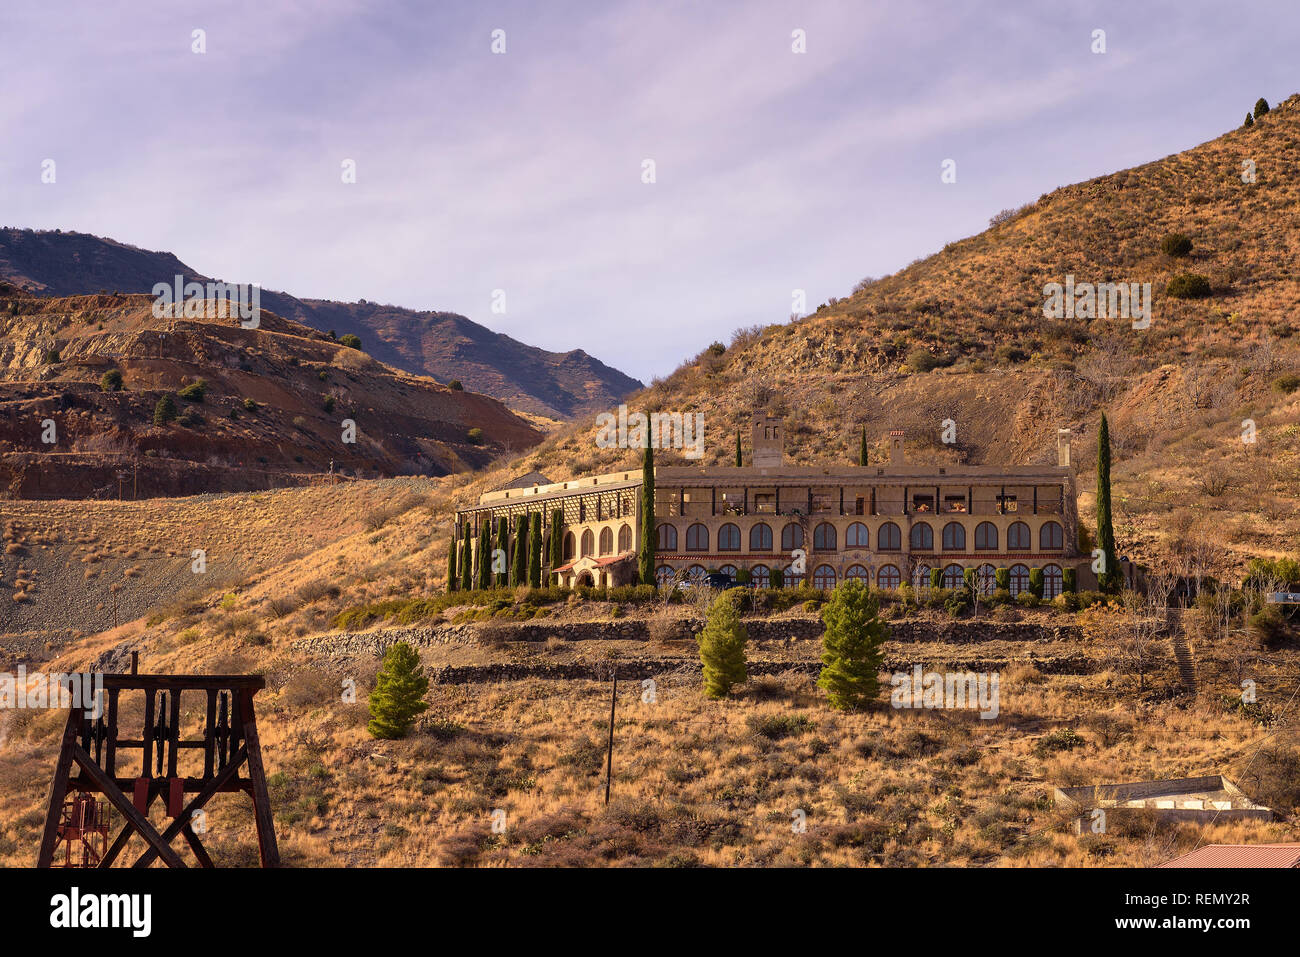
(240, 690), (280, 867)
(604, 668), (617, 806)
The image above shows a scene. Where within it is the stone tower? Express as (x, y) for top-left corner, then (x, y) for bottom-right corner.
(751, 413), (784, 468)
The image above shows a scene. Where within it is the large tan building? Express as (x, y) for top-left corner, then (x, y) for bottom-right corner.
(454, 414), (1091, 597)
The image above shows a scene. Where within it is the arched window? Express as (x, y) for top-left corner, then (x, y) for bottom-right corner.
(975, 522), (998, 550)
(751, 564), (771, 588)
(814, 522), (837, 551)
(846, 522), (870, 548)
(781, 565), (799, 587)
(655, 564), (675, 587)
(846, 564), (870, 584)
(813, 564), (837, 590)
(1008, 522), (1031, 550)
(686, 523), (709, 551)
(1009, 563), (1030, 595)
(749, 523), (773, 551)
(1040, 521), (1063, 550)
(1043, 563), (1063, 599)
(719, 564), (737, 578)
(781, 523), (804, 550)
(718, 523), (741, 551)
(877, 564), (901, 589)
(563, 531), (576, 560)
(976, 563), (997, 596)
(878, 522), (901, 551)
(657, 523), (677, 551)
(599, 527), (613, 555)
(686, 564), (708, 584)
(910, 522), (933, 550)
(943, 564), (965, 589)
(580, 529), (594, 557)
(942, 522), (966, 551)
(912, 564), (932, 590)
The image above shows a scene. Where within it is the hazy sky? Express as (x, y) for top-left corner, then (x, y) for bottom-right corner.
(2, 1), (1296, 381)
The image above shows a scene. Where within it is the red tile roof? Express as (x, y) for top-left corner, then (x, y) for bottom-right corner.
(1159, 844), (1300, 868)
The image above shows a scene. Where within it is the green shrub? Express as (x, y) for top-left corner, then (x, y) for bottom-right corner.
(177, 379), (207, 402)
(1062, 567), (1077, 593)
(1028, 567), (1044, 599)
(100, 369), (124, 392)
(44, 349), (61, 364)
(339, 333), (362, 350)
(153, 394), (177, 424)
(1166, 273), (1211, 299)
(243, 397), (259, 412)
(748, 714), (811, 740)
(995, 567), (1010, 590)
(1035, 728), (1084, 755)
(1274, 374), (1300, 395)
(466, 427), (484, 445)
(448, 379), (463, 390)
(1015, 591), (1040, 608)
(323, 395), (336, 412)
(1159, 233), (1192, 257)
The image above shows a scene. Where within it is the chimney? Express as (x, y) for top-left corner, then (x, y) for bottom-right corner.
(751, 412), (784, 468)
(1057, 428), (1072, 468)
(888, 429), (905, 465)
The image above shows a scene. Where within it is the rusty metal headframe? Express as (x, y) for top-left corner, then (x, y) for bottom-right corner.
(37, 670), (279, 868)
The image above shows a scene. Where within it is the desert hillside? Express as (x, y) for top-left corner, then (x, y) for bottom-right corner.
(500, 95), (1300, 572)
(0, 228), (642, 419)
(0, 286), (542, 498)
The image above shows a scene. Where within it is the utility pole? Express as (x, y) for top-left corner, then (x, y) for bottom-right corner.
(604, 665), (617, 806)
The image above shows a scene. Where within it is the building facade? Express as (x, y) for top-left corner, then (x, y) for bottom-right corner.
(453, 414), (1093, 595)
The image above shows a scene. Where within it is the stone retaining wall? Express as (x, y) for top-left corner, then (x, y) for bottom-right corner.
(292, 616), (1082, 661)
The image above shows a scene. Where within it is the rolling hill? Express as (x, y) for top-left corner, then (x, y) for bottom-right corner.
(0, 228), (641, 420)
(504, 94), (1300, 571)
(0, 285), (542, 498)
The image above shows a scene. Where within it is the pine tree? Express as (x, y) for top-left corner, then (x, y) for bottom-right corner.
(1096, 413), (1120, 592)
(528, 513), (543, 587)
(735, 429), (742, 467)
(459, 522), (472, 591)
(550, 508), (564, 570)
(817, 579), (888, 710)
(1244, 112), (1255, 128)
(447, 538), (458, 592)
(698, 591), (748, 699)
(511, 514), (528, 586)
(639, 444), (656, 585)
(366, 641), (429, 739)
(495, 517), (509, 587)
(1254, 97), (1270, 119)
(859, 427), (868, 466)
(154, 393), (177, 425)
(476, 522), (491, 590)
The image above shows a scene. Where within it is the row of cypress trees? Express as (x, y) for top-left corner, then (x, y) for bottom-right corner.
(448, 511), (545, 591)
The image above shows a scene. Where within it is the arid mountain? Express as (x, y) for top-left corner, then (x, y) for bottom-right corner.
(0, 228), (641, 419)
(0, 285), (542, 498)
(507, 95), (1300, 571)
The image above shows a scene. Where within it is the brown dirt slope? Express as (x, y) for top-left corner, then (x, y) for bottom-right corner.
(0, 287), (542, 498)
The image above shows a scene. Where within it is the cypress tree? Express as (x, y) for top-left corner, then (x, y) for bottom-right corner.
(1254, 97), (1270, 119)
(817, 579), (888, 710)
(1096, 413), (1120, 592)
(698, 591), (748, 699)
(476, 522), (491, 590)
(528, 513), (543, 587)
(495, 517), (509, 587)
(1244, 113), (1255, 128)
(459, 521), (473, 591)
(639, 444), (656, 585)
(447, 538), (458, 592)
(550, 508), (564, 570)
(735, 429), (742, 467)
(512, 514), (528, 586)
(859, 427), (868, 466)
(366, 641), (429, 739)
